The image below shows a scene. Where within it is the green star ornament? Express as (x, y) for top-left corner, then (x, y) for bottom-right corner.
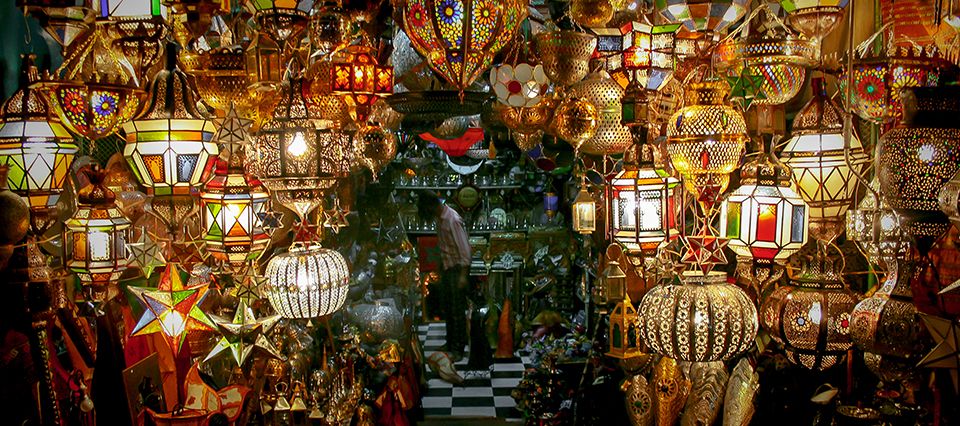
(204, 300), (282, 366)
(726, 68), (766, 110)
(128, 264), (218, 355)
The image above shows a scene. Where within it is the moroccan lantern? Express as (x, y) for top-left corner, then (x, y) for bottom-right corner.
(200, 108), (271, 266)
(245, 32), (284, 88)
(666, 80), (747, 210)
(20, 1), (95, 52)
(64, 166), (131, 289)
(35, 19), (145, 141)
(876, 86), (960, 255)
(570, 0), (613, 28)
(489, 63), (549, 108)
(0, 55), (78, 222)
(842, 46), (947, 123)
(780, 0), (849, 41)
(609, 140), (679, 264)
(534, 30), (598, 87)
(657, 0), (749, 34)
(191, 46), (254, 116)
(249, 0), (313, 44)
(567, 71), (632, 156)
(601, 255), (628, 303)
(714, 31), (815, 106)
(552, 97), (599, 153)
(401, 0), (527, 92)
(330, 44), (394, 123)
(123, 48), (218, 196)
(309, 1), (354, 56)
(620, 22), (680, 92)
(353, 124), (398, 176)
(571, 180), (597, 235)
(264, 243), (351, 318)
(128, 264), (218, 355)
(637, 272), (758, 362)
(607, 294), (642, 359)
(780, 77), (868, 242)
(760, 253), (858, 370)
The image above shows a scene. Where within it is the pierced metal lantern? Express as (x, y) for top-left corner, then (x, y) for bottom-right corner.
(568, 71), (632, 156)
(760, 253), (857, 370)
(714, 33), (815, 105)
(637, 272), (758, 362)
(780, 0), (849, 40)
(401, 0), (527, 92)
(264, 244), (351, 318)
(123, 49), (219, 196)
(191, 46), (254, 115)
(330, 45), (394, 123)
(850, 257), (925, 366)
(250, 0), (314, 44)
(534, 30), (597, 87)
(64, 166), (131, 287)
(609, 140), (679, 263)
(0, 55), (78, 213)
(877, 86), (960, 255)
(621, 22), (680, 92)
(780, 77), (868, 242)
(666, 80), (747, 210)
(656, 0), (749, 34)
(842, 46), (947, 123)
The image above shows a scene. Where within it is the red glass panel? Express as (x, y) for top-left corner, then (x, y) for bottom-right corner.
(756, 203), (778, 242)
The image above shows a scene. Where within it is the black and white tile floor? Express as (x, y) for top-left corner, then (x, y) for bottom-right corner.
(418, 322), (533, 420)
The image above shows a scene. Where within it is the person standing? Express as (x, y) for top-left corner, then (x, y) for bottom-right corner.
(417, 190), (471, 361)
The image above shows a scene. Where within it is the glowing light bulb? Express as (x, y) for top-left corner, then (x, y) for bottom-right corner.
(918, 144), (936, 163)
(287, 132), (308, 157)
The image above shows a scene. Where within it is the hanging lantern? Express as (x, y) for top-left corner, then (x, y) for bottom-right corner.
(609, 140), (679, 264)
(666, 80), (747, 210)
(20, 1), (96, 52)
(64, 166), (131, 289)
(330, 44), (394, 123)
(780, 0), (849, 41)
(245, 32), (284, 88)
(877, 86), (960, 254)
(657, 0), (749, 34)
(0, 55), (78, 216)
(249, 0), (313, 44)
(714, 31), (815, 106)
(123, 47), (219, 196)
(191, 46), (255, 116)
(601, 255), (628, 303)
(637, 272), (758, 362)
(572, 180), (596, 235)
(842, 46), (947, 123)
(534, 30), (597, 87)
(128, 264), (218, 355)
(35, 19), (145, 141)
(607, 294), (642, 359)
(552, 97), (599, 153)
(620, 22), (680, 92)
(264, 244), (351, 318)
(780, 77), (868, 242)
(570, 0), (613, 28)
(109, 15), (168, 85)
(353, 124), (398, 176)
(759, 253), (857, 370)
(489, 63), (549, 108)
(200, 108), (271, 265)
(567, 71), (632, 156)
(401, 0), (526, 92)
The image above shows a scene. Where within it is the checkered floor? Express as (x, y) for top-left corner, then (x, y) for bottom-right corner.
(418, 322), (532, 420)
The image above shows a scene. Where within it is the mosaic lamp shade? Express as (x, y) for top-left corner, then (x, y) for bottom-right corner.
(330, 45), (394, 123)
(35, 19), (145, 141)
(264, 243), (351, 318)
(0, 55), (78, 211)
(877, 86), (960, 255)
(123, 48), (218, 196)
(665, 80), (747, 210)
(402, 0), (527, 92)
(64, 166), (131, 286)
(610, 140), (679, 263)
(656, 0), (749, 34)
(780, 77), (868, 242)
(620, 22), (681, 92)
(720, 149), (809, 263)
(637, 272), (758, 362)
(249, 0), (314, 43)
(779, 0), (849, 40)
(841, 47), (946, 124)
(714, 33), (815, 106)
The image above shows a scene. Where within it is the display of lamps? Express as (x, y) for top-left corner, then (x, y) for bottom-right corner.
(0, 55), (78, 230)
(200, 108), (271, 266)
(780, 77), (868, 242)
(63, 166), (131, 291)
(779, 0), (849, 41)
(330, 44), (394, 123)
(534, 30), (597, 87)
(609, 140), (679, 265)
(401, 0), (526, 92)
(35, 19), (145, 141)
(759, 251), (858, 370)
(714, 30), (815, 106)
(656, 0), (749, 34)
(843, 46), (947, 124)
(877, 86), (960, 255)
(263, 243), (351, 318)
(567, 71), (632, 156)
(637, 271), (758, 362)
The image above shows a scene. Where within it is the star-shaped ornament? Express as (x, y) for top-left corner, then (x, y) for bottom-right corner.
(258, 210), (284, 233)
(323, 208), (350, 234)
(127, 231), (166, 279)
(204, 300), (282, 366)
(229, 267), (265, 305)
(680, 226), (728, 275)
(726, 68), (766, 110)
(128, 264), (218, 355)
(917, 313), (960, 392)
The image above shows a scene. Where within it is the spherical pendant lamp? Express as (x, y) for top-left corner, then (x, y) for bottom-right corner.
(264, 244), (351, 318)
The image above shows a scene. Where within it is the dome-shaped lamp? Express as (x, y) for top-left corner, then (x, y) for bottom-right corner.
(264, 243), (351, 319)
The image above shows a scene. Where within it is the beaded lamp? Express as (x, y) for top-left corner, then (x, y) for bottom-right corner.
(64, 166), (131, 289)
(263, 243), (351, 318)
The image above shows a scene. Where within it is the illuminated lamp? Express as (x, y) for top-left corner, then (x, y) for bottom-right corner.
(621, 22), (680, 92)
(330, 44), (394, 123)
(656, 0), (749, 34)
(263, 243), (351, 318)
(572, 179), (596, 235)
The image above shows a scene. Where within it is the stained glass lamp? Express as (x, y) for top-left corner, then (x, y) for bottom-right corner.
(123, 48), (218, 196)
(714, 32), (815, 106)
(64, 166), (131, 289)
(656, 0), (749, 34)
(842, 46), (947, 124)
(200, 108), (270, 266)
(330, 44), (394, 123)
(621, 22), (681, 92)
(402, 0), (527, 92)
(780, 77), (868, 242)
(263, 243), (350, 318)
(0, 55), (78, 218)
(609, 140), (679, 265)
(780, 0), (849, 41)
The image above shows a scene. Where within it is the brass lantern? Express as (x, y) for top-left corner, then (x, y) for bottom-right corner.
(567, 71), (632, 156)
(780, 77), (868, 242)
(534, 30), (597, 87)
(607, 294), (642, 359)
(780, 0), (849, 41)
(64, 166), (131, 290)
(572, 180), (596, 235)
(330, 44), (394, 123)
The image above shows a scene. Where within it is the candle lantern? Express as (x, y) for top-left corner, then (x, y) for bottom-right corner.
(572, 181), (596, 235)
(64, 166), (131, 289)
(607, 294), (642, 359)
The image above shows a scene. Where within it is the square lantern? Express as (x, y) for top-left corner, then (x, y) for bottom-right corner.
(621, 22), (680, 91)
(720, 184), (809, 262)
(609, 167), (679, 263)
(607, 295), (642, 359)
(64, 167), (131, 286)
(245, 32), (283, 86)
(572, 182), (596, 234)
